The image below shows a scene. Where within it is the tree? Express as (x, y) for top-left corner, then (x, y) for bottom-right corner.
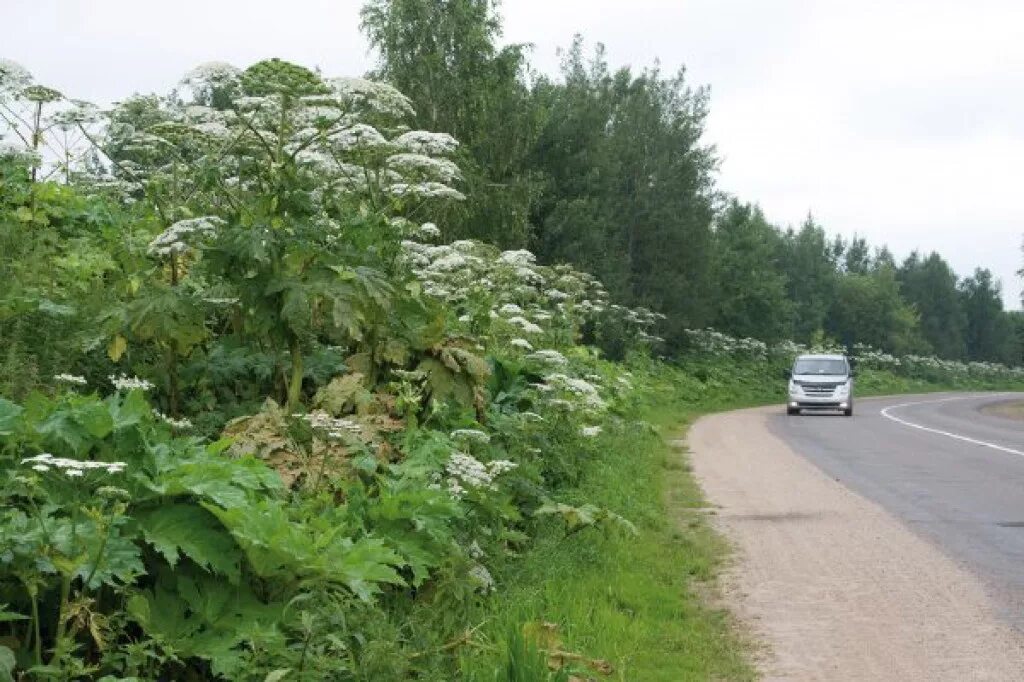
(827, 266), (925, 355)
(898, 252), (966, 359)
(709, 201), (792, 342)
(843, 235), (871, 274)
(361, 0), (542, 248)
(960, 268), (1015, 363)
(779, 215), (839, 342)
(529, 39), (718, 347)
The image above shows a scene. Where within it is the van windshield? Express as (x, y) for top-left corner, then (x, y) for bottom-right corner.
(793, 358), (847, 376)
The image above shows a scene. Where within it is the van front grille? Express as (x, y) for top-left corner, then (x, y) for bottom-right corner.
(802, 383), (840, 396)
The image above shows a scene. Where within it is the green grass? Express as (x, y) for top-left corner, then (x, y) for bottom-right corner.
(461, 367), (756, 681)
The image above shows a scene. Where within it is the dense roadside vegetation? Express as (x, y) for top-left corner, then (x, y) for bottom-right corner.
(2, 3), (1024, 680)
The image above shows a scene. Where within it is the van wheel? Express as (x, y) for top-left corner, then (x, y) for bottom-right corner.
(787, 407), (799, 416)
(843, 407), (854, 417)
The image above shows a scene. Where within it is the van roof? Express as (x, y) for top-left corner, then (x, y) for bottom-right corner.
(795, 353), (847, 361)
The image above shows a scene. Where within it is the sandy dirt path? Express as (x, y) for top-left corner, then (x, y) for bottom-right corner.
(686, 406), (1024, 681)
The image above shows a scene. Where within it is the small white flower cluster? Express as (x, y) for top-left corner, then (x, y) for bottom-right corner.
(497, 250), (535, 266)
(450, 429), (491, 445)
(525, 350), (568, 366)
(331, 123), (388, 151)
(398, 239), (655, 359)
(506, 316), (544, 335)
(445, 452), (517, 498)
(386, 181), (466, 201)
(386, 153), (461, 184)
(328, 77), (416, 119)
(148, 216), (224, 256)
(22, 453), (126, 477)
(418, 222), (441, 239)
(180, 61), (241, 89)
(154, 412), (193, 430)
(300, 411), (362, 440)
(509, 338), (534, 351)
(543, 374), (607, 411)
(468, 563), (495, 593)
(54, 373), (87, 386)
(47, 99), (100, 129)
(392, 130), (459, 156)
(110, 375), (154, 392)
(687, 330), (1024, 382)
(0, 58), (33, 94)
(581, 425), (603, 438)
(684, 328), (769, 360)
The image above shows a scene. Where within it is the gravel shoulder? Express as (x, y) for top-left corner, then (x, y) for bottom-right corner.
(981, 399), (1024, 421)
(687, 405), (1024, 681)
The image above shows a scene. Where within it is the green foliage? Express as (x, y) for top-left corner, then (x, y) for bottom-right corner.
(135, 504), (242, 582)
(2, 11), (1023, 678)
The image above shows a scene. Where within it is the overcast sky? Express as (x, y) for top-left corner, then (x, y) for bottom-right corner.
(7, 0), (1022, 307)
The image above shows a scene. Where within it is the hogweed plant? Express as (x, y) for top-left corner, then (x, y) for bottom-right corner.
(0, 56), (673, 679)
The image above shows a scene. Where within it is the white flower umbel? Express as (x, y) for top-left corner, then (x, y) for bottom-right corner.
(485, 460), (517, 476)
(301, 411), (362, 440)
(148, 216), (224, 257)
(510, 338), (533, 351)
(497, 303), (524, 316)
(328, 77), (416, 119)
(392, 130), (459, 156)
(468, 564), (495, 593)
(0, 58), (32, 93)
(330, 123), (388, 151)
(154, 412), (193, 430)
(525, 350), (567, 366)
(22, 453), (127, 477)
(497, 250), (536, 266)
(444, 452), (517, 498)
(506, 316), (544, 335)
(386, 153), (462, 184)
(181, 61), (241, 88)
(386, 181), (466, 201)
(546, 374), (607, 410)
(110, 375), (154, 392)
(581, 426), (603, 438)
(418, 222), (441, 240)
(54, 373), (87, 386)
(450, 429), (491, 445)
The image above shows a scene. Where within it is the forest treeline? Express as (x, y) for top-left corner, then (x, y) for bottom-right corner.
(361, 0), (1023, 365)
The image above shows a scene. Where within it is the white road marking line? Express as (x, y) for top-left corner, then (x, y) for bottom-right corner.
(879, 394), (1024, 457)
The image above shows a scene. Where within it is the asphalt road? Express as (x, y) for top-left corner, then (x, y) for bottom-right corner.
(769, 392), (1024, 630)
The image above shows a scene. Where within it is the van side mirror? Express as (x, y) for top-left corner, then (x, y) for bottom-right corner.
(782, 368), (792, 379)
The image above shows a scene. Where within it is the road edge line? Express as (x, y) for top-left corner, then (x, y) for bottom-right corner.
(879, 394), (1024, 457)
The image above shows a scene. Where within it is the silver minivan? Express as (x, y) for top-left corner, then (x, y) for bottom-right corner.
(784, 353), (855, 416)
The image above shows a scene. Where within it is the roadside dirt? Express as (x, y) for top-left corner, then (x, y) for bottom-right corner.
(685, 406), (1024, 681)
(981, 399), (1024, 421)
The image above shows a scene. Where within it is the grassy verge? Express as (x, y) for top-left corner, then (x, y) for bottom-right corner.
(461, 363), (758, 681)
(461, 360), (1024, 680)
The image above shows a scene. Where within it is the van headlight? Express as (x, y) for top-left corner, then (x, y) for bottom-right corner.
(836, 381), (850, 395)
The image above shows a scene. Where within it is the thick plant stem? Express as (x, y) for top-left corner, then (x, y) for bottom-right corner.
(29, 586), (41, 666)
(168, 256), (180, 416)
(49, 575), (71, 664)
(167, 347), (180, 417)
(287, 336), (303, 410)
